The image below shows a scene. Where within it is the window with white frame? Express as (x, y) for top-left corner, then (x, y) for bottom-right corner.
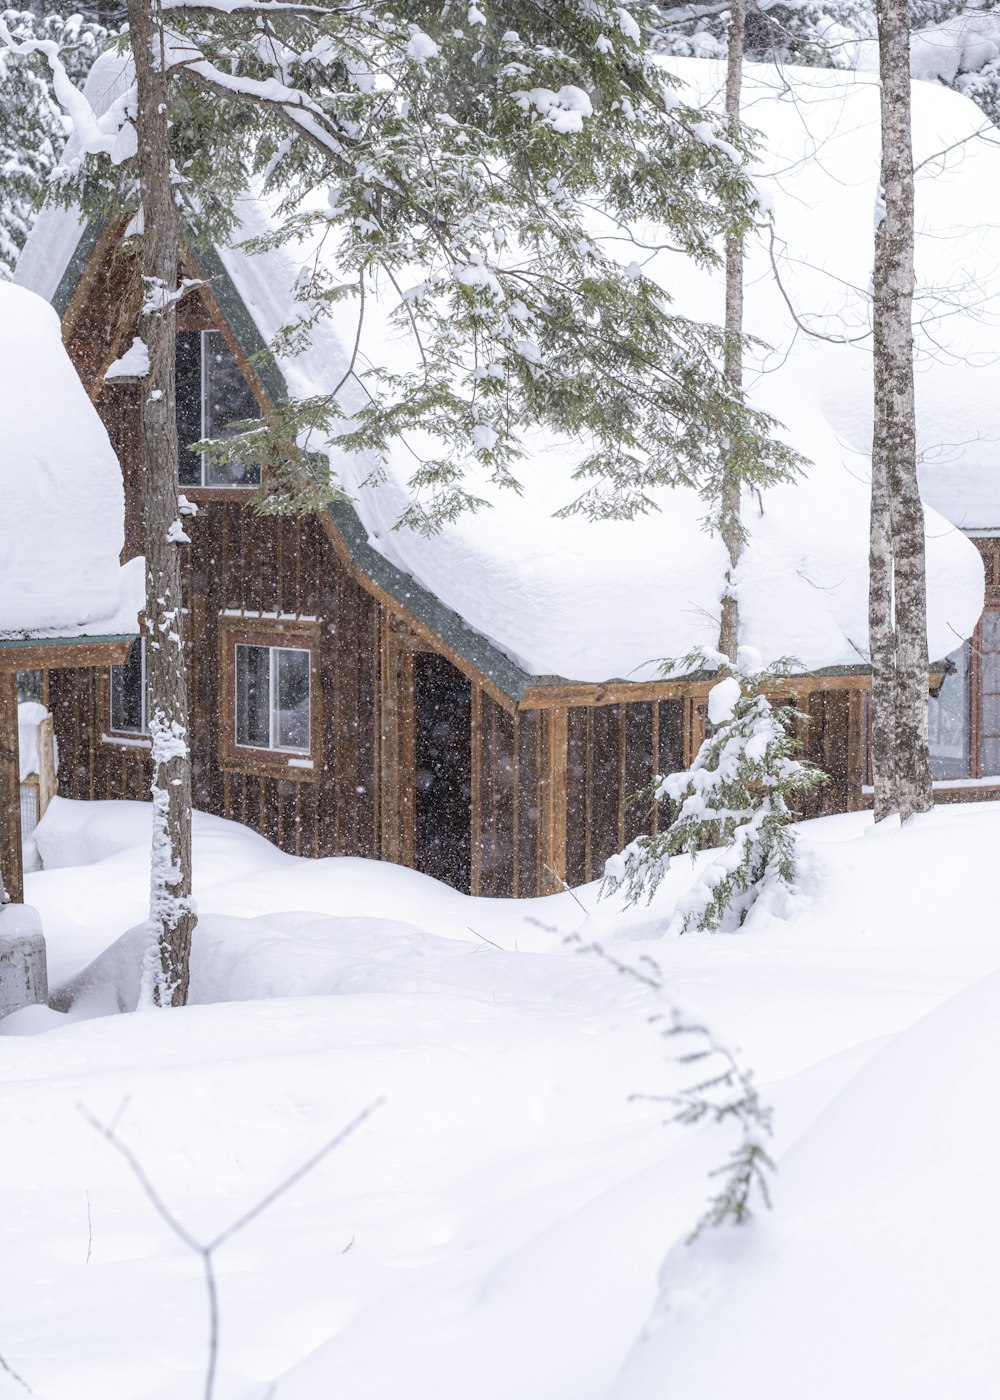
(110, 638), (150, 734)
(235, 644), (311, 753)
(176, 329), (262, 488)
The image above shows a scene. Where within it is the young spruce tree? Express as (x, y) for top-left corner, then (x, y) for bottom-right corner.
(606, 652), (823, 932)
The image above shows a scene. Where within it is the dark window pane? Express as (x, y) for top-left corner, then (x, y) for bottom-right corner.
(982, 611), (1000, 652)
(928, 643), (970, 779)
(176, 330), (203, 486)
(274, 648), (311, 751)
(982, 691), (1000, 735)
(111, 641), (145, 733)
(235, 645), (271, 747)
(202, 331), (261, 487)
(16, 670), (41, 703)
(982, 738), (1000, 776)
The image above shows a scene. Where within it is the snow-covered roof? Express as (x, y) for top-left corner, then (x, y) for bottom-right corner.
(16, 53), (993, 679)
(0, 281), (140, 642)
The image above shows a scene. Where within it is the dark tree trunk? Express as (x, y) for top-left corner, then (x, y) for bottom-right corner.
(871, 0), (932, 823)
(128, 0), (197, 1003)
(718, 0), (746, 665)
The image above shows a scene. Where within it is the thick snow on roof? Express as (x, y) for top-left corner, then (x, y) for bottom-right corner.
(16, 55), (992, 677)
(0, 282), (136, 639)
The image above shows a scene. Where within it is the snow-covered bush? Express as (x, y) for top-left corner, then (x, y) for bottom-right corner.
(605, 650), (824, 932)
(0, 9), (109, 278)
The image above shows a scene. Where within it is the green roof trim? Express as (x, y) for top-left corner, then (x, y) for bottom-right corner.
(0, 632), (136, 651)
(52, 220), (102, 319)
(325, 499), (537, 701)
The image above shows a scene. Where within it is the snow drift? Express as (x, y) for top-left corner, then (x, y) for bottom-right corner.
(0, 281), (136, 638)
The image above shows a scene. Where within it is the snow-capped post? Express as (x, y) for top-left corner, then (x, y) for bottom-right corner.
(718, 0), (747, 665)
(605, 650), (823, 932)
(128, 0), (196, 1005)
(870, 0), (933, 823)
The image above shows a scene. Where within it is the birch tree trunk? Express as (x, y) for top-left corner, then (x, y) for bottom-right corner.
(717, 0), (746, 664)
(871, 0), (932, 823)
(128, 0), (197, 1004)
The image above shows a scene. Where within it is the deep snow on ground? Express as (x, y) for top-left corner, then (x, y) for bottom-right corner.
(2, 797), (1000, 1398)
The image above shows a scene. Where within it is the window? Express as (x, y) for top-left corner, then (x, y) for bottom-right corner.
(235, 645), (311, 753)
(110, 639), (150, 735)
(928, 642), (970, 780)
(16, 670), (41, 704)
(176, 329), (262, 488)
(219, 615), (321, 777)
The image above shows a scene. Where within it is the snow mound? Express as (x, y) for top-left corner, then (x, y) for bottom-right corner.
(51, 910), (570, 1017)
(0, 282), (133, 638)
(611, 969), (1000, 1400)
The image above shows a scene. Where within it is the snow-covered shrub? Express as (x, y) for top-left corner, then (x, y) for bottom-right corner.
(605, 650), (824, 933)
(0, 9), (109, 278)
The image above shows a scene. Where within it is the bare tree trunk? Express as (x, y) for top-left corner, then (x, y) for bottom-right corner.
(718, 0), (746, 665)
(871, 0), (932, 823)
(128, 0), (197, 1004)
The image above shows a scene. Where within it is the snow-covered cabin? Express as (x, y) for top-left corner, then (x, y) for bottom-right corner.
(0, 281), (139, 900)
(13, 55), (998, 891)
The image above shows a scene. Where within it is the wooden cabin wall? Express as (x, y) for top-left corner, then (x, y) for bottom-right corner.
(49, 499), (384, 864)
(561, 698), (686, 887)
(798, 685), (867, 817)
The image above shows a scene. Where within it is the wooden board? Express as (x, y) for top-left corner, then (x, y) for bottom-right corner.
(0, 672), (22, 902)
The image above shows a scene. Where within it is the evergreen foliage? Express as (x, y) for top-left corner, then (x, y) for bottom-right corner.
(13, 1), (805, 529)
(0, 8), (108, 277)
(565, 928), (775, 1236)
(605, 651), (824, 931)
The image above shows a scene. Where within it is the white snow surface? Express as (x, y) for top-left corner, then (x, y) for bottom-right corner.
(3, 795), (1000, 1398)
(0, 281), (136, 639)
(15, 55), (993, 675)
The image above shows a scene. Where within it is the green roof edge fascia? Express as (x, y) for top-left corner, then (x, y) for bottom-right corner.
(324, 499), (536, 702)
(52, 220), (102, 319)
(0, 632), (136, 651)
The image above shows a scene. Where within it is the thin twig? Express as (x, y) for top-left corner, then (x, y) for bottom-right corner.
(467, 925), (503, 951)
(0, 1352), (33, 1395)
(80, 1097), (384, 1400)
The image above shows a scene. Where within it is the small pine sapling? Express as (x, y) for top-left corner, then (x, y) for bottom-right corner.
(605, 648), (824, 932)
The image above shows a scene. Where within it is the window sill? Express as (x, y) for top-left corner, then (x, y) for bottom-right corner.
(219, 751), (320, 783)
(177, 486), (259, 503)
(862, 776), (1000, 792)
(101, 731), (152, 750)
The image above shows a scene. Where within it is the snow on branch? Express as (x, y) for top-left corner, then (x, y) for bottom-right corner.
(0, 16), (136, 166)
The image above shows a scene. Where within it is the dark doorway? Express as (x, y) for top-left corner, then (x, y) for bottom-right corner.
(414, 652), (472, 892)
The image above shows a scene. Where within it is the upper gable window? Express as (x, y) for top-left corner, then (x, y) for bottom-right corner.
(176, 329), (262, 488)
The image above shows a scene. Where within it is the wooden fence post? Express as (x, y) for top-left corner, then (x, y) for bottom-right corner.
(0, 672), (23, 904)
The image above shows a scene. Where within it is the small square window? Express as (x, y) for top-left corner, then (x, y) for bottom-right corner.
(177, 329), (262, 488)
(110, 639), (150, 734)
(235, 644), (311, 753)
